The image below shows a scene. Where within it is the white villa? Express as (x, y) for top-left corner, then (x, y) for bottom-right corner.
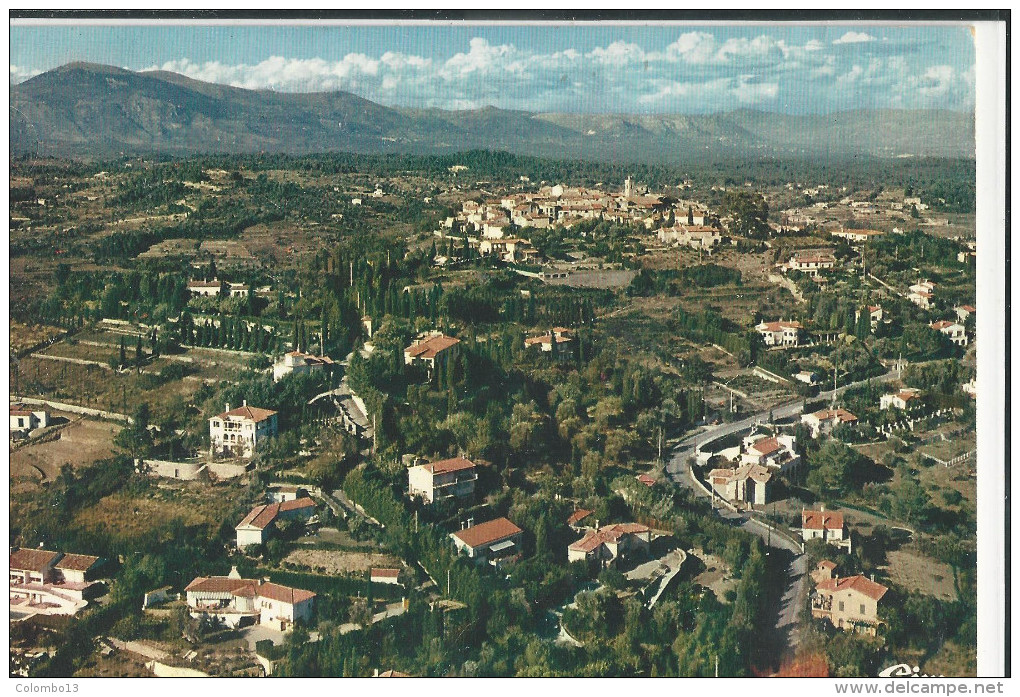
(209, 402), (278, 458)
(755, 320), (803, 347)
(185, 569), (315, 632)
(273, 350), (335, 382)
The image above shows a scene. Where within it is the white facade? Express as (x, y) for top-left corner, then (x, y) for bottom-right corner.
(209, 403), (278, 458)
(755, 321), (803, 347)
(408, 458), (477, 504)
(273, 351), (333, 382)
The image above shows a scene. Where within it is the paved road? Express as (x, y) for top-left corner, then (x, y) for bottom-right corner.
(664, 368), (899, 659)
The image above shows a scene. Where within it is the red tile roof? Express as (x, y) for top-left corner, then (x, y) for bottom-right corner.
(810, 408), (858, 424)
(278, 497), (316, 513)
(405, 334), (460, 360)
(568, 523), (651, 553)
(257, 581), (316, 604)
(377, 670), (411, 677)
(802, 510), (845, 531)
(818, 560), (838, 571)
(370, 568), (400, 579)
(419, 457), (476, 475)
(215, 405), (277, 422)
(567, 509), (594, 526)
(636, 474), (656, 487)
(237, 503), (281, 530)
(10, 548), (61, 572)
(750, 437), (782, 456)
(452, 518), (522, 549)
(54, 553), (100, 572)
(815, 574), (888, 602)
(185, 576), (258, 594)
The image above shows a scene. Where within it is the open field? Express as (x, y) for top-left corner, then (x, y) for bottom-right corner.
(11, 321), (66, 355)
(282, 548), (402, 575)
(882, 548), (957, 601)
(11, 417), (123, 484)
(73, 482), (252, 545)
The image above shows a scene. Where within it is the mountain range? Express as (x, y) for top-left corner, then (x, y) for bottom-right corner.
(9, 62), (976, 162)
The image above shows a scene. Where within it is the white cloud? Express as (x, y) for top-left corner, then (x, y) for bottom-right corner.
(833, 31), (876, 45)
(586, 40), (645, 66)
(109, 30), (970, 114)
(10, 64), (41, 83)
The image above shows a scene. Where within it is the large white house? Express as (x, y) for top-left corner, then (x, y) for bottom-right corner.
(708, 463), (772, 506)
(209, 402), (278, 458)
(740, 433), (800, 472)
(273, 350), (335, 382)
(10, 548), (101, 617)
(404, 333), (461, 372)
(755, 320), (803, 347)
(407, 457), (478, 504)
(930, 320), (968, 347)
(880, 388), (923, 411)
(785, 252), (836, 277)
(185, 569), (315, 632)
(908, 280), (936, 310)
(566, 523), (652, 568)
(188, 280), (222, 297)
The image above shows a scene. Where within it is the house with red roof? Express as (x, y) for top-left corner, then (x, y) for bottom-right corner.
(185, 567), (315, 632)
(10, 548), (102, 616)
(273, 350), (334, 382)
(880, 388), (923, 411)
(524, 327), (575, 353)
(235, 497), (317, 548)
(708, 463), (773, 506)
(784, 251), (836, 277)
(567, 509), (594, 529)
(740, 432), (800, 472)
(370, 568), (402, 586)
(408, 457), (478, 504)
(566, 522), (652, 568)
(811, 564), (888, 636)
(450, 517), (523, 565)
(209, 401), (278, 458)
(801, 507), (850, 551)
(930, 320), (968, 347)
(404, 332), (461, 373)
(801, 408), (859, 438)
(754, 320), (803, 347)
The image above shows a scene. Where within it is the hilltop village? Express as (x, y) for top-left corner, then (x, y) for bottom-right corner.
(10, 151), (977, 677)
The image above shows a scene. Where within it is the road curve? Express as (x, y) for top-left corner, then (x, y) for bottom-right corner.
(663, 369), (898, 658)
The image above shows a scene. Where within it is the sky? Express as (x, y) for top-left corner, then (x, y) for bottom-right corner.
(9, 22), (977, 114)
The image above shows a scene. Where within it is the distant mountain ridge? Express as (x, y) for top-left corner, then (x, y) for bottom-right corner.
(9, 62), (975, 161)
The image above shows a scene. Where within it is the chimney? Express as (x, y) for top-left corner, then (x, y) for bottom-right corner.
(467, 517), (474, 528)
(595, 519), (600, 531)
(243, 399), (247, 407)
(228, 566), (241, 579)
(373, 669), (380, 678)
(819, 503), (824, 512)
(225, 403), (231, 413)
(461, 520), (466, 530)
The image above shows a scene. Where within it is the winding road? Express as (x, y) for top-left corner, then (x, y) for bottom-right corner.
(663, 368), (900, 659)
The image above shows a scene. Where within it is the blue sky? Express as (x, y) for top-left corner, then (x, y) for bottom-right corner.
(10, 22), (976, 114)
